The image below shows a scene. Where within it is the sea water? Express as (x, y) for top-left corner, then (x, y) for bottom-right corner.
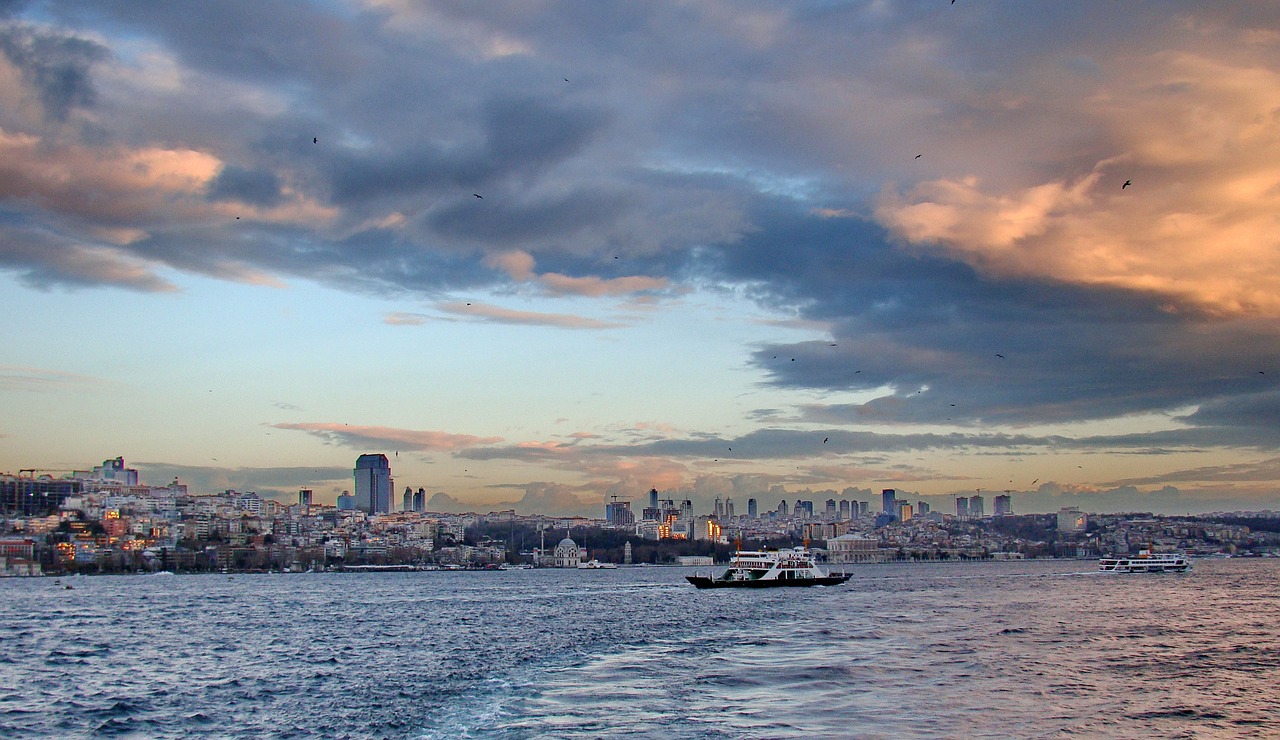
(2, 559), (1278, 738)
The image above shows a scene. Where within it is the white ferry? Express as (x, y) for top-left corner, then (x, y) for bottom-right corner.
(686, 547), (851, 589)
(577, 559), (618, 569)
(1098, 548), (1191, 573)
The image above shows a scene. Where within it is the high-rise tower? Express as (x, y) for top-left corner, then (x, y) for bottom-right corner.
(353, 454), (392, 514)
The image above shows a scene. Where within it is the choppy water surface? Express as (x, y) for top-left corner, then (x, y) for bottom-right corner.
(2, 559), (1278, 738)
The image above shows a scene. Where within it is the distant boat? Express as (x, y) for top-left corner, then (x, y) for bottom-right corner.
(687, 547), (851, 589)
(577, 559), (618, 569)
(150, 570), (175, 576)
(1098, 548), (1190, 573)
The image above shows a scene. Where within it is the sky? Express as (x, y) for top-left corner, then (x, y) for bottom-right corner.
(3, 1), (1280, 517)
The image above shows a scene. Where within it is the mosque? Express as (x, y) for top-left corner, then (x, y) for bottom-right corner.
(533, 529), (582, 568)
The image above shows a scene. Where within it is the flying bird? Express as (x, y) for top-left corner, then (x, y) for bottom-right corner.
(473, 193), (483, 199)
(914, 154), (922, 159)
(995, 353), (1005, 358)
(313, 137), (317, 144)
(1031, 479), (1038, 485)
(823, 437), (828, 444)
(1122, 180), (1131, 189)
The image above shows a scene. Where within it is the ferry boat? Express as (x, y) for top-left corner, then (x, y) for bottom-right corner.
(1098, 548), (1191, 573)
(686, 547), (851, 589)
(577, 559), (618, 569)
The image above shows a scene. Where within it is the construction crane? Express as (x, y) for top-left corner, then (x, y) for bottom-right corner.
(16, 468), (70, 479)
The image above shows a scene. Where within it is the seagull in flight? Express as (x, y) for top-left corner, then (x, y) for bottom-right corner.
(1122, 180), (1131, 189)
(823, 437), (829, 444)
(473, 193), (483, 199)
(914, 154), (922, 159)
(995, 353), (1005, 358)
(313, 137), (317, 144)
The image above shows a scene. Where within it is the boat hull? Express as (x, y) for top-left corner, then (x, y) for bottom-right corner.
(686, 574), (852, 589)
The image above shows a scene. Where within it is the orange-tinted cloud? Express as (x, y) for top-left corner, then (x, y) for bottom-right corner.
(273, 422), (502, 451)
(876, 51), (1280, 317)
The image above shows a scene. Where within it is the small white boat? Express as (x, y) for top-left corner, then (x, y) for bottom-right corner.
(1099, 548), (1190, 573)
(577, 559), (618, 569)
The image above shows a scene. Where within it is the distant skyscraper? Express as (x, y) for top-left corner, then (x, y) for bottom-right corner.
(403, 486), (413, 512)
(778, 500), (789, 517)
(917, 500), (930, 516)
(725, 497), (734, 519)
(956, 496), (970, 518)
(649, 488), (659, 510)
(825, 499), (837, 519)
(298, 489), (313, 510)
(714, 496), (724, 519)
(839, 500), (851, 520)
(858, 501), (869, 517)
(882, 489), (897, 514)
(747, 497), (758, 518)
(336, 490), (355, 510)
(970, 495), (985, 518)
(413, 488), (425, 512)
(353, 454), (392, 514)
(994, 494), (1012, 516)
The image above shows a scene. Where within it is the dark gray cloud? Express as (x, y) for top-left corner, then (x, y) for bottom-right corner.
(206, 165), (283, 207)
(0, 23), (107, 120)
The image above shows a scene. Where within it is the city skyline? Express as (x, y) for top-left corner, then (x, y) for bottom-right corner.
(4, 2), (1280, 517)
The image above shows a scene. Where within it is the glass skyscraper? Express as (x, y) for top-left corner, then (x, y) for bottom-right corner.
(353, 454), (392, 514)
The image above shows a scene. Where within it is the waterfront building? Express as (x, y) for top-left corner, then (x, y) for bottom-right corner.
(606, 499), (634, 526)
(551, 535), (581, 567)
(693, 516), (724, 543)
(826, 534), (891, 564)
(235, 491), (262, 516)
(1058, 506), (1087, 532)
(1, 476), (83, 517)
(353, 454), (392, 515)
(882, 489), (897, 514)
(87, 457), (140, 485)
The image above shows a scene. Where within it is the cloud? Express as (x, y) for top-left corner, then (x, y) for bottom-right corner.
(0, 23), (108, 121)
(132, 462), (352, 502)
(435, 301), (626, 330)
(0, 364), (105, 391)
(272, 422), (503, 452)
(382, 312), (430, 326)
(875, 51), (1280, 318)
